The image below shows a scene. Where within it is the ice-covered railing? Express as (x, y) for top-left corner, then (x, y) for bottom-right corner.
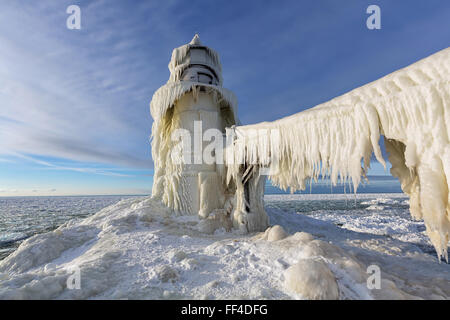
(226, 48), (450, 260)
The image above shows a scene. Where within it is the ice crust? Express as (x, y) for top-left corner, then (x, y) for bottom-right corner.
(1, 195), (449, 300)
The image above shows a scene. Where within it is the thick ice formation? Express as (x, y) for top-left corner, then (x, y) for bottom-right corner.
(150, 81), (238, 212)
(150, 37), (237, 214)
(284, 259), (339, 300)
(226, 48), (450, 260)
(167, 34), (223, 85)
(150, 35), (268, 233)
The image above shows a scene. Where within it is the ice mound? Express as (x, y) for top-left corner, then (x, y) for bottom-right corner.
(361, 198), (399, 206)
(0, 196), (449, 299)
(284, 259), (339, 300)
(264, 225), (289, 241)
(366, 205), (385, 211)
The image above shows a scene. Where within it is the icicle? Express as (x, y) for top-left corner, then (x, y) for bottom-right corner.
(150, 81), (238, 125)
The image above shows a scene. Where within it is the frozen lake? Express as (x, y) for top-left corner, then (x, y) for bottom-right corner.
(0, 195), (141, 260)
(0, 193), (448, 300)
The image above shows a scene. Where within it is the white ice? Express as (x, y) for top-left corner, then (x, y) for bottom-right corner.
(0, 195), (449, 300)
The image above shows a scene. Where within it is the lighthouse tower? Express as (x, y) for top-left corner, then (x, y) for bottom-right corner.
(150, 35), (268, 233)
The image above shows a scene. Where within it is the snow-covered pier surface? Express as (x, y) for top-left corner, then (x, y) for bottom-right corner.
(227, 48), (450, 260)
(0, 195), (449, 300)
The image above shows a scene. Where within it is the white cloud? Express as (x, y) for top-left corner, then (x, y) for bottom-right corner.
(0, 1), (181, 170)
(11, 153), (136, 177)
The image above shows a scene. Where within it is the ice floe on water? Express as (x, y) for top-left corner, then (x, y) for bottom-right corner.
(266, 194), (430, 250)
(0, 194), (448, 300)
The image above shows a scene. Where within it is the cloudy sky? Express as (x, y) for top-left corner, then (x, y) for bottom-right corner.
(0, 0), (449, 196)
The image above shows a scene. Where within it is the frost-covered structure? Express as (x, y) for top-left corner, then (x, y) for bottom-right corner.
(226, 48), (450, 261)
(150, 35), (268, 233)
(150, 37), (449, 260)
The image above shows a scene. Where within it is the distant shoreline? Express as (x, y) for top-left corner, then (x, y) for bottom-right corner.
(0, 194), (149, 198)
(0, 192), (406, 199)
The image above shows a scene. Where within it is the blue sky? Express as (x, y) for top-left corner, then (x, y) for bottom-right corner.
(0, 0), (449, 196)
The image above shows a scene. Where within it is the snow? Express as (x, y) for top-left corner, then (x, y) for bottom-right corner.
(265, 225), (288, 241)
(1, 195), (449, 300)
(226, 48), (450, 260)
(284, 259), (339, 300)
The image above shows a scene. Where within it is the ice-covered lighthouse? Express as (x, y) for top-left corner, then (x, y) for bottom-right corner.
(150, 35), (269, 233)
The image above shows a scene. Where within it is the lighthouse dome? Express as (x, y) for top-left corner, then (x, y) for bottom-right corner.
(168, 34), (223, 86)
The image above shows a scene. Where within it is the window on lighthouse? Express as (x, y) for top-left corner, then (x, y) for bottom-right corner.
(198, 72), (213, 84)
(181, 66), (217, 85)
